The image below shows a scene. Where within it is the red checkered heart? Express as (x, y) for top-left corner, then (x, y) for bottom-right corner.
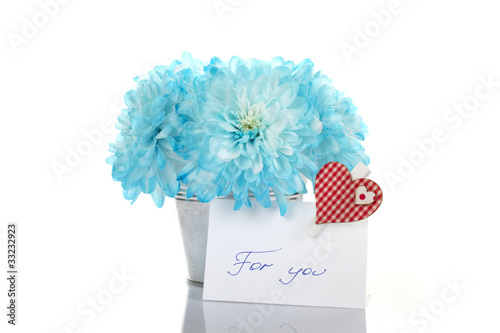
(315, 162), (383, 224)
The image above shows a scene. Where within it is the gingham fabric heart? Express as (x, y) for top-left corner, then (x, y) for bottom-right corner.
(315, 162), (383, 224)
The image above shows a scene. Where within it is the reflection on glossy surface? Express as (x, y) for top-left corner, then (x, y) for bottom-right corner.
(182, 283), (366, 333)
(182, 282), (207, 332)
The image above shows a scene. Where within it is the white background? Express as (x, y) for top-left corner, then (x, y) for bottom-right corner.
(1, 0), (499, 332)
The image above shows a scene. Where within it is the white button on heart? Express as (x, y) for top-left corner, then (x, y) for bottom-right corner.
(354, 186), (375, 205)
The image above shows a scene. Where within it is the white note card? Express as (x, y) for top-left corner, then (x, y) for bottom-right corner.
(203, 199), (368, 309)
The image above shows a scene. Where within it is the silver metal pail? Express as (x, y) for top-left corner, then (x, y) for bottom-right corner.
(175, 188), (303, 286)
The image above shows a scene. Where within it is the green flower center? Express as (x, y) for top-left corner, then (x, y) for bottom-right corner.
(239, 114), (261, 132)
(237, 103), (264, 134)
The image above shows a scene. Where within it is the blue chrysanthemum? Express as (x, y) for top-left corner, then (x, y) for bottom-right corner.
(302, 69), (370, 173)
(108, 53), (369, 215)
(261, 58), (370, 180)
(176, 57), (326, 215)
(106, 54), (202, 207)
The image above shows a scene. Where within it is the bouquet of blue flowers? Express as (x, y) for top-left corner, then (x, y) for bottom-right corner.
(107, 53), (369, 215)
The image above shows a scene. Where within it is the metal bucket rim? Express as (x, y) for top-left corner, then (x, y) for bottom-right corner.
(175, 187), (302, 202)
